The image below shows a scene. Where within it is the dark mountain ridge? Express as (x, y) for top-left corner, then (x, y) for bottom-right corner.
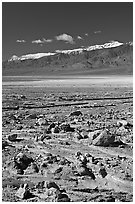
(2, 43), (133, 76)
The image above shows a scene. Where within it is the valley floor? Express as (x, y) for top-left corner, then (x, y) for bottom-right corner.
(2, 75), (133, 202)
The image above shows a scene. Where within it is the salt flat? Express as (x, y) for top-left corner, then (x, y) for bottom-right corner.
(2, 75), (133, 87)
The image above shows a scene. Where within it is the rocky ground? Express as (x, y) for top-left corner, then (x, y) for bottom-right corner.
(2, 77), (133, 202)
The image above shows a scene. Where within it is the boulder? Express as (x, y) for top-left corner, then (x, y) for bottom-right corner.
(99, 166), (107, 178)
(76, 165), (95, 179)
(45, 181), (60, 190)
(50, 164), (63, 174)
(92, 129), (115, 147)
(8, 133), (17, 142)
(117, 120), (128, 127)
(74, 132), (83, 140)
(37, 118), (48, 126)
(56, 193), (71, 202)
(116, 126), (128, 136)
(88, 130), (101, 144)
(81, 130), (89, 139)
(25, 163), (39, 174)
(25, 113), (37, 120)
(17, 169), (24, 175)
(70, 110), (82, 117)
(20, 94), (26, 99)
(60, 123), (75, 132)
(43, 182), (70, 202)
(44, 187), (60, 202)
(44, 128), (51, 134)
(48, 123), (55, 130)
(52, 126), (60, 133)
(14, 153), (34, 171)
(75, 151), (82, 158)
(15, 183), (30, 199)
(36, 181), (45, 189)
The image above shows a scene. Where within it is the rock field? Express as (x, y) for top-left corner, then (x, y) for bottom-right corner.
(2, 79), (133, 202)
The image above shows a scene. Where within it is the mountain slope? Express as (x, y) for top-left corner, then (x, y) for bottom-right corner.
(2, 42), (133, 76)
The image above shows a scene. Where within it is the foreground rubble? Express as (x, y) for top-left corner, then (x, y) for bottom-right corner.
(2, 81), (133, 202)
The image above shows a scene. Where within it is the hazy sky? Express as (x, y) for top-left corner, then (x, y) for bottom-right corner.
(2, 2), (133, 61)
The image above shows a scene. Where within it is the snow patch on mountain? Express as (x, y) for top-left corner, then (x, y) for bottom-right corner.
(9, 53), (56, 62)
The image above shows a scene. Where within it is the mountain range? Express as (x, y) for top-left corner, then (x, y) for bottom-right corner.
(2, 41), (133, 76)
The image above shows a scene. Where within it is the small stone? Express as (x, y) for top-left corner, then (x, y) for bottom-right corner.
(75, 151), (82, 158)
(48, 123), (55, 130)
(117, 120), (128, 127)
(37, 118), (48, 126)
(81, 130), (89, 139)
(15, 183), (30, 199)
(60, 123), (75, 132)
(45, 181), (60, 190)
(17, 169), (24, 175)
(76, 165), (95, 179)
(36, 181), (45, 189)
(54, 166), (63, 174)
(35, 135), (38, 142)
(99, 166), (107, 178)
(25, 163), (39, 174)
(52, 126), (60, 133)
(88, 130), (101, 143)
(2, 140), (9, 149)
(56, 193), (71, 202)
(74, 132), (83, 140)
(25, 113), (37, 120)
(14, 153), (34, 171)
(8, 133), (17, 142)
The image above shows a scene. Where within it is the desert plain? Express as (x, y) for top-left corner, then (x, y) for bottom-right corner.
(2, 75), (133, 202)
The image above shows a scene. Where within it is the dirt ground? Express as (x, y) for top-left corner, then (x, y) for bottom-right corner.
(2, 76), (133, 202)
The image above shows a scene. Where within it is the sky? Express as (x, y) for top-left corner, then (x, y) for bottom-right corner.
(2, 2), (133, 61)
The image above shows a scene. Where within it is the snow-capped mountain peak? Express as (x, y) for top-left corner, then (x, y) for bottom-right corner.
(8, 41), (128, 62)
